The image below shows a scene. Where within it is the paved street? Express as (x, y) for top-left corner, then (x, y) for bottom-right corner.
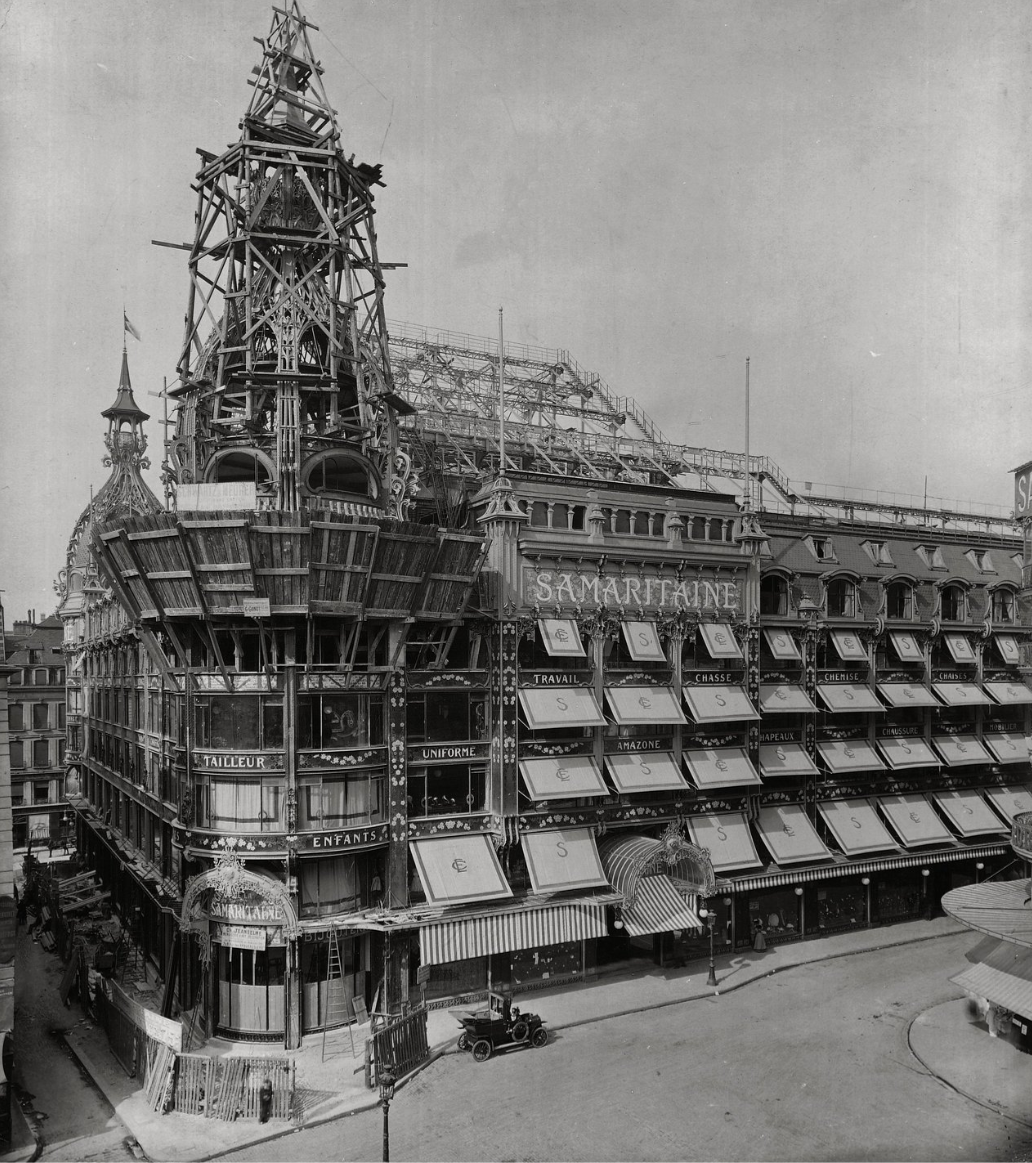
(222, 931), (1032, 1163)
(13, 925), (137, 1162)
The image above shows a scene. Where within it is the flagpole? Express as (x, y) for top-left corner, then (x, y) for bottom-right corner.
(497, 307), (505, 477)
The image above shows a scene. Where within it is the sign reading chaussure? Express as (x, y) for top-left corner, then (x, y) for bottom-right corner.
(523, 568), (739, 613)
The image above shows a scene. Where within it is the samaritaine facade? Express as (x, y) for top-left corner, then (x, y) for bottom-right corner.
(61, 2), (1032, 1049)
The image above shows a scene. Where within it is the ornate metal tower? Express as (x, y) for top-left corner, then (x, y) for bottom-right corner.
(168, 1), (409, 515)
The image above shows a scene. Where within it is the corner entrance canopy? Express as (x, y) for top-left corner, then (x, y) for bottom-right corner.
(598, 826), (716, 936)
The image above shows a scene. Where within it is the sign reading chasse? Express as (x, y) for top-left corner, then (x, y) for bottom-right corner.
(524, 568), (740, 613)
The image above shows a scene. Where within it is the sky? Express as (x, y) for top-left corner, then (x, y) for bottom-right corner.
(1, 0), (1029, 622)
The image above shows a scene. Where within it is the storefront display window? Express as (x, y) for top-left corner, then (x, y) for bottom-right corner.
(297, 693), (384, 749)
(216, 946), (286, 1038)
(407, 764), (487, 816)
(406, 690), (489, 743)
(299, 856), (361, 917)
(816, 883), (866, 932)
(747, 890), (801, 943)
(298, 772), (386, 828)
(194, 695), (283, 749)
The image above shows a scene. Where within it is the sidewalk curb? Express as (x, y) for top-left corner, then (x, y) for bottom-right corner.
(62, 921), (971, 1161)
(906, 1006), (1032, 1133)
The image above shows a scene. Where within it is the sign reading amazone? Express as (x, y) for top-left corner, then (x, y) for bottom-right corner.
(523, 568), (740, 613)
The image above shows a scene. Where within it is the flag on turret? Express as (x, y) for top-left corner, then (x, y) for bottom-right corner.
(123, 312), (141, 341)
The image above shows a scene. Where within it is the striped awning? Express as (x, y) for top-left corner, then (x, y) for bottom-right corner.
(951, 942), (1032, 1016)
(598, 831), (716, 901)
(722, 842), (1009, 894)
(419, 900), (610, 965)
(942, 880), (1032, 949)
(621, 875), (702, 937)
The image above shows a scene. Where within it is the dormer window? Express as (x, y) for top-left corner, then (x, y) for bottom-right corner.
(915, 545), (946, 570)
(863, 540), (893, 566)
(806, 536), (836, 562)
(992, 589), (1016, 623)
(965, 549), (995, 573)
(940, 584), (966, 622)
(885, 581), (914, 620)
(760, 574), (788, 616)
(826, 577), (857, 618)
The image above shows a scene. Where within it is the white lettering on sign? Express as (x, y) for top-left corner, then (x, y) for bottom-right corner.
(418, 745), (479, 762)
(524, 569), (739, 613)
(210, 901), (283, 923)
(311, 825), (388, 849)
(197, 753), (268, 770)
(1016, 466), (1032, 517)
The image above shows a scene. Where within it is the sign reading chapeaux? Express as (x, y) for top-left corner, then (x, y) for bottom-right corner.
(523, 568), (740, 613)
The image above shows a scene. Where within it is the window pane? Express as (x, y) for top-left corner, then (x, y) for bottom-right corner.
(33, 705), (49, 730)
(33, 739), (49, 767)
(8, 705), (23, 731)
(262, 699), (284, 748)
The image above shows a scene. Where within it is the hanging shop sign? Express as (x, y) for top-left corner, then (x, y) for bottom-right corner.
(523, 568), (740, 613)
(214, 923), (269, 950)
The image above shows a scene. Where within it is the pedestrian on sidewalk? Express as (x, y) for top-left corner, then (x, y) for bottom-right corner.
(752, 919), (767, 952)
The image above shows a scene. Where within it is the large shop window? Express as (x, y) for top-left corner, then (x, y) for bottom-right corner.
(217, 947), (286, 1038)
(406, 690), (488, 743)
(207, 779), (283, 831)
(299, 772), (385, 827)
(299, 856), (361, 917)
(194, 695), (284, 750)
(408, 764), (487, 816)
(298, 693), (384, 749)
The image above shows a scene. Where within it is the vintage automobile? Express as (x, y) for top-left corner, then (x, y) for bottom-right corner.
(454, 991), (548, 1062)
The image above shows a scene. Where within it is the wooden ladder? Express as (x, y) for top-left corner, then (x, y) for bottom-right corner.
(321, 927), (356, 1061)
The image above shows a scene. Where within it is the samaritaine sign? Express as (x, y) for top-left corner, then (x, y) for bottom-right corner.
(523, 567), (740, 613)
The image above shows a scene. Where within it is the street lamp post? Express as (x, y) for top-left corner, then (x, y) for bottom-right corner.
(379, 1064), (396, 1163)
(698, 907), (718, 987)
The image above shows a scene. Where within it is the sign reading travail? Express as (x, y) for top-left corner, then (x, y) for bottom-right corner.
(524, 568), (739, 613)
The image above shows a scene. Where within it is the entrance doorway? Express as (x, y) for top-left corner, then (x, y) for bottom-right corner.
(215, 946), (286, 1039)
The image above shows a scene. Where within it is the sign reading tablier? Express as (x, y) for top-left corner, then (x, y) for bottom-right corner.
(524, 568), (739, 613)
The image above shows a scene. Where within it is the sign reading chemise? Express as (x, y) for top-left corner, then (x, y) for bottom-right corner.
(523, 568), (739, 613)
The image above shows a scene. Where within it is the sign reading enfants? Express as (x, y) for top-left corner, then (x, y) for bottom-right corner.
(524, 568), (739, 613)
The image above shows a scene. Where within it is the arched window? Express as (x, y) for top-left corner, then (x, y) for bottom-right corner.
(940, 584), (966, 622)
(826, 578), (857, 618)
(885, 582), (914, 620)
(992, 588), (1016, 623)
(760, 575), (788, 616)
